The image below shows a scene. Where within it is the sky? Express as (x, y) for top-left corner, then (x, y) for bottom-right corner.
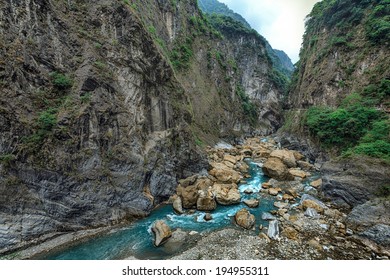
(217, 0), (320, 63)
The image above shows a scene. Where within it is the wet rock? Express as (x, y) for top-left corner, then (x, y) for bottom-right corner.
(235, 209), (255, 230)
(244, 189), (253, 194)
(243, 199), (259, 208)
(204, 213), (213, 221)
(260, 212), (275, 221)
(172, 196), (184, 214)
(262, 157), (292, 181)
(213, 184), (241, 205)
(267, 220), (280, 240)
(152, 220), (172, 247)
(268, 187), (281, 196)
(196, 190), (217, 211)
(261, 182), (272, 189)
(269, 150), (297, 168)
(310, 179), (322, 188)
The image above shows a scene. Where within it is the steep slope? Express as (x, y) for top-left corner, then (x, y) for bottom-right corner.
(283, 0), (390, 212)
(0, 0), (286, 254)
(198, 0), (294, 78)
(197, 0), (251, 28)
(0, 0), (207, 253)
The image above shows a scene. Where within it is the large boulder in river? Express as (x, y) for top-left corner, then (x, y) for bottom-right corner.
(235, 208), (255, 229)
(209, 163), (241, 183)
(262, 157), (292, 181)
(152, 220), (172, 247)
(269, 150), (297, 168)
(172, 196), (184, 214)
(177, 185), (199, 209)
(213, 183), (241, 205)
(196, 189), (217, 211)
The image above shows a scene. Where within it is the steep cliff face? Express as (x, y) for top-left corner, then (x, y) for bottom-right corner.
(289, 0), (389, 109)
(0, 0), (207, 252)
(284, 0), (390, 209)
(0, 0), (287, 253)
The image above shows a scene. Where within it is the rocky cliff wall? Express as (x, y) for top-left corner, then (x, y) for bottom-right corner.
(0, 0), (286, 253)
(0, 0), (208, 253)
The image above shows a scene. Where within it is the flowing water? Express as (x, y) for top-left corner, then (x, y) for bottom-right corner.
(44, 160), (280, 260)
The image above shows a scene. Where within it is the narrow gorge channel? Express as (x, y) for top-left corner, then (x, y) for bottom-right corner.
(38, 138), (320, 260)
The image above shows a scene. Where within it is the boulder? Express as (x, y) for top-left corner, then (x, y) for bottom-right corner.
(179, 175), (198, 188)
(282, 194), (295, 201)
(297, 160), (315, 171)
(261, 212), (277, 221)
(209, 163), (241, 183)
(235, 208), (255, 230)
(224, 154), (237, 164)
(243, 199), (259, 208)
(177, 185), (199, 209)
(282, 226), (299, 240)
(274, 201), (289, 209)
(204, 213), (213, 221)
(268, 188), (280, 196)
(302, 200), (324, 214)
(259, 232), (271, 242)
(213, 184), (241, 205)
(346, 199), (390, 230)
(269, 150), (297, 168)
(262, 157), (292, 181)
(172, 196), (184, 214)
(196, 189), (217, 211)
(289, 169), (307, 179)
(152, 220), (172, 247)
(358, 224), (390, 247)
(310, 179), (322, 188)
(267, 220), (280, 240)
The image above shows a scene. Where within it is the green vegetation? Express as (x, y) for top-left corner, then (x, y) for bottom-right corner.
(305, 80), (390, 161)
(269, 69), (289, 96)
(236, 85), (258, 125)
(305, 0), (389, 45)
(0, 154), (15, 167)
(198, 0), (251, 29)
(169, 38), (194, 70)
(50, 72), (73, 90)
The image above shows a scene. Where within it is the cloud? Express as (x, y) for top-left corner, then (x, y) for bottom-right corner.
(217, 0), (320, 63)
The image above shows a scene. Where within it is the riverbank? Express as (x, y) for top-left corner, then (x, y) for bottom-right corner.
(2, 136), (389, 260)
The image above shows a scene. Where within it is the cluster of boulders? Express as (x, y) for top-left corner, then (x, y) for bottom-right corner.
(151, 138), (389, 259)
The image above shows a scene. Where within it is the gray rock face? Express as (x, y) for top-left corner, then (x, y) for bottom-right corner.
(320, 159), (390, 208)
(0, 0), (208, 253)
(358, 224), (390, 247)
(346, 199), (390, 230)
